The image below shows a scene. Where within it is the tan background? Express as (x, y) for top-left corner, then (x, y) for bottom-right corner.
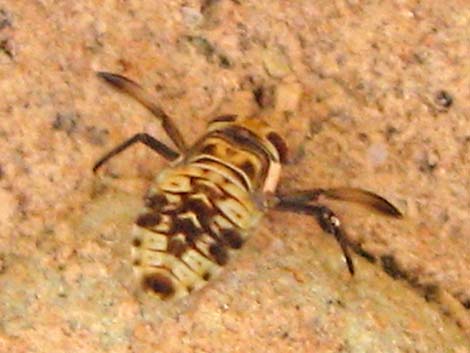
(0, 0), (469, 352)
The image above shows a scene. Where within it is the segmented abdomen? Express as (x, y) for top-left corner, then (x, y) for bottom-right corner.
(131, 160), (263, 300)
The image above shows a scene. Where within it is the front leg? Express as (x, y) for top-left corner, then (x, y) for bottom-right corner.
(93, 133), (180, 173)
(275, 200), (355, 275)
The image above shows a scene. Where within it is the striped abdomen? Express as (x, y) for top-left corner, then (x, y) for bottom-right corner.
(131, 128), (280, 299)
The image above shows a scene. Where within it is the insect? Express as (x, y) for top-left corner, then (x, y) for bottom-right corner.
(93, 71), (403, 300)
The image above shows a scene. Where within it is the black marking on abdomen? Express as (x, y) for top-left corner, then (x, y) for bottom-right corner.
(172, 217), (202, 243)
(136, 212), (161, 227)
(209, 243), (229, 265)
(142, 272), (175, 298)
(167, 238), (188, 257)
(144, 193), (167, 210)
(220, 228), (244, 249)
(184, 196), (216, 229)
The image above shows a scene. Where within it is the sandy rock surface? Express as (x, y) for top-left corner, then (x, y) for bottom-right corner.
(0, 1), (469, 352)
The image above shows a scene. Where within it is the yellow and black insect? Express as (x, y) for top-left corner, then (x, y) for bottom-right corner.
(93, 72), (402, 300)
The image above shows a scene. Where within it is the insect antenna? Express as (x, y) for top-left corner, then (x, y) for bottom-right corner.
(96, 72), (188, 152)
(322, 187), (402, 217)
(276, 187), (402, 218)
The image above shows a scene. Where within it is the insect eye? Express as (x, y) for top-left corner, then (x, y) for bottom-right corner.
(266, 131), (288, 163)
(210, 114), (238, 123)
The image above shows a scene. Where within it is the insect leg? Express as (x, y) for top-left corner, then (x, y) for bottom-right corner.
(274, 200), (355, 275)
(276, 187), (402, 218)
(97, 71), (188, 152)
(93, 133), (180, 173)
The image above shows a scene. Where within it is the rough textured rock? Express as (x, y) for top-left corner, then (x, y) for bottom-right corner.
(0, 1), (469, 352)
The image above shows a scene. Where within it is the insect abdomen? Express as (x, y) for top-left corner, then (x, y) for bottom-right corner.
(131, 160), (264, 300)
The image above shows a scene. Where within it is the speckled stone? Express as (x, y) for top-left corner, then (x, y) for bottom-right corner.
(0, 1), (469, 352)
